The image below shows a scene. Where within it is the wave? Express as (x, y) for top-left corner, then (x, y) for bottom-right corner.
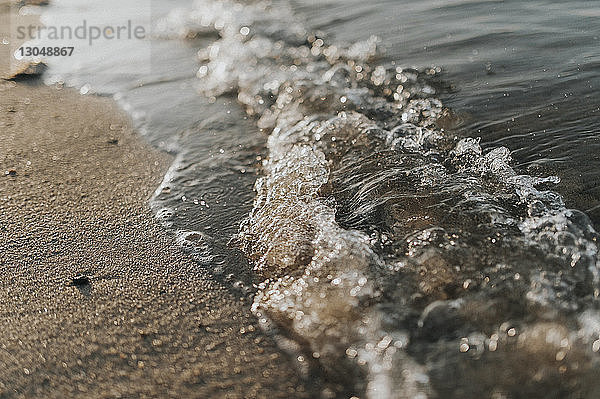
(164, 0), (600, 397)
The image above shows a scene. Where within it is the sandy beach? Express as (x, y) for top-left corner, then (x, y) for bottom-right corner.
(0, 3), (310, 398)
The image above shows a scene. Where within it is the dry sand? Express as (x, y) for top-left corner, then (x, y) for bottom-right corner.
(0, 3), (310, 398)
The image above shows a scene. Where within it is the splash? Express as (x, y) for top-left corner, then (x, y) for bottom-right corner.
(172, 0), (600, 397)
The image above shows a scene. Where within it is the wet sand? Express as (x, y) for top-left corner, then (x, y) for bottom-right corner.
(0, 3), (309, 398)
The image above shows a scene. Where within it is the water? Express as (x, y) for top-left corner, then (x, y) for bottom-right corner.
(33, 0), (600, 397)
(297, 0), (600, 225)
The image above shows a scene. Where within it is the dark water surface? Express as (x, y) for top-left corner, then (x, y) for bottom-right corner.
(34, 0), (600, 397)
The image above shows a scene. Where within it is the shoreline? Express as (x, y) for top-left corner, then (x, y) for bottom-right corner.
(0, 5), (309, 398)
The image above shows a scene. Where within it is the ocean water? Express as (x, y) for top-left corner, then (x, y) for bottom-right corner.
(33, 0), (600, 397)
